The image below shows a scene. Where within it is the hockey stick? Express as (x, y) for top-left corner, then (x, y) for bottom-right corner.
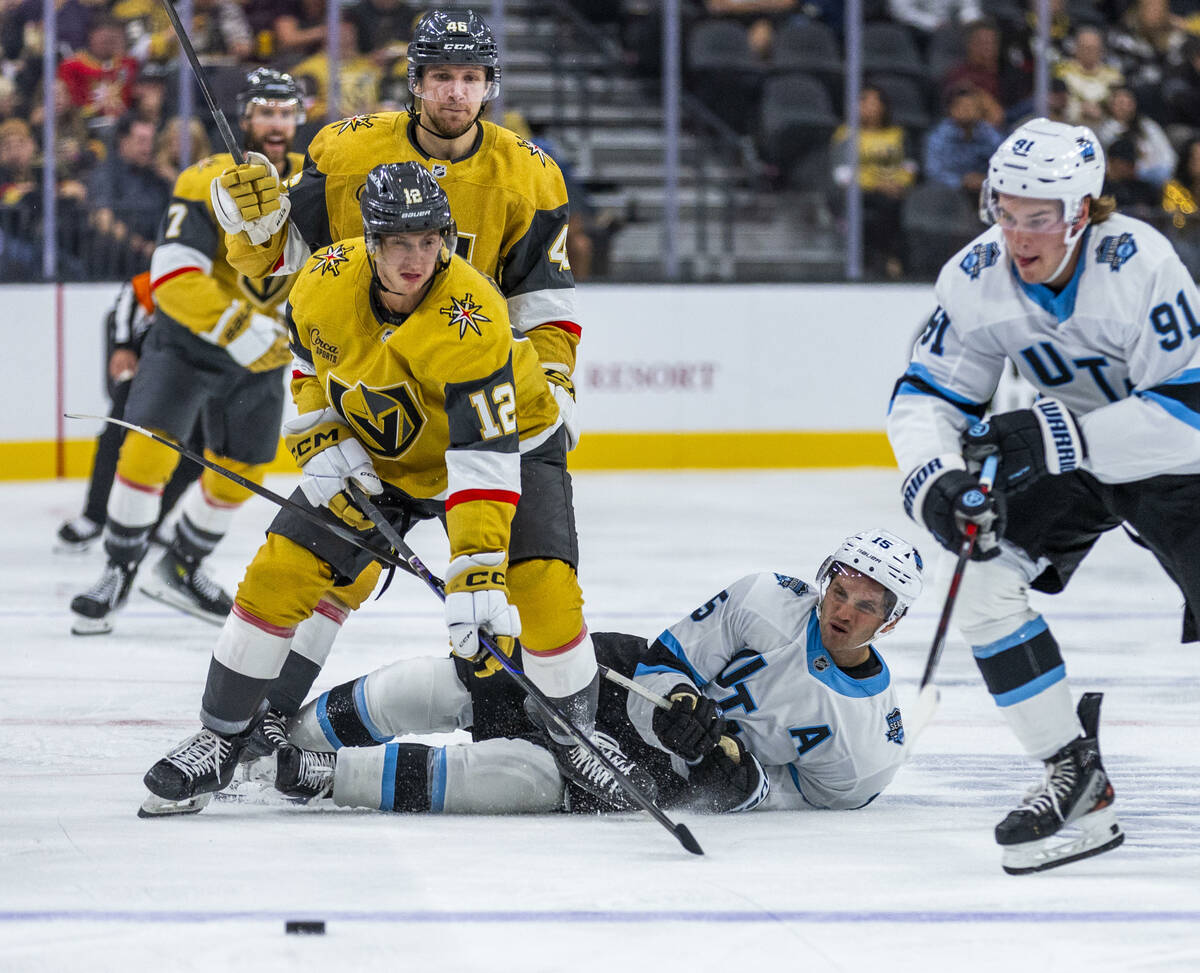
(62, 414), (416, 578)
(347, 484), (704, 856)
(905, 453), (1000, 750)
(158, 0), (243, 163)
(599, 664), (670, 710)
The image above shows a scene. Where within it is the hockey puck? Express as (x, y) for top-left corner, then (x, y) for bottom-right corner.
(285, 920), (325, 935)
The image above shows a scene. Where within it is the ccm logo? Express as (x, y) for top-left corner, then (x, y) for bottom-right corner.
(465, 570), (505, 587)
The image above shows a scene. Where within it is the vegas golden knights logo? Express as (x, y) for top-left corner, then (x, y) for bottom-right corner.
(237, 272), (292, 307)
(327, 376), (425, 458)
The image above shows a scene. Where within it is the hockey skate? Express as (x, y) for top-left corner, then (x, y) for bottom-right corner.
(138, 547), (232, 626)
(70, 561), (136, 635)
(55, 515), (101, 553)
(143, 727), (247, 806)
(274, 745), (336, 802)
(240, 707), (290, 760)
(995, 692), (1125, 875)
(549, 731), (658, 813)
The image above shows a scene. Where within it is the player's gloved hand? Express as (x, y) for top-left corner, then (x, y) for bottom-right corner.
(210, 150), (291, 246)
(902, 456), (1006, 560)
(652, 684), (726, 763)
(962, 398), (1085, 493)
(688, 735), (769, 813)
(444, 552), (521, 659)
(544, 367), (580, 451)
(204, 301), (291, 372)
(283, 407), (381, 529)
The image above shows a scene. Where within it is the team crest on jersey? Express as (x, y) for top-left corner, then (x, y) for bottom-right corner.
(959, 242), (1000, 280)
(311, 244), (353, 277)
(1095, 232), (1137, 271)
(885, 707), (905, 746)
(336, 114), (375, 134)
(774, 574), (809, 596)
(237, 272), (291, 307)
(441, 293), (491, 338)
(326, 376), (425, 458)
(515, 137), (548, 167)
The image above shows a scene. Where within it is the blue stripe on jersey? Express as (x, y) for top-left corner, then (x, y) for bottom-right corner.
(971, 616), (1049, 659)
(353, 677), (391, 743)
(315, 692), (342, 749)
(651, 630), (708, 687)
(804, 613), (892, 697)
(1138, 388), (1200, 431)
(380, 743), (399, 811)
(992, 665), (1066, 706)
(892, 362), (983, 409)
(1013, 226), (1090, 323)
(786, 765), (818, 807)
(429, 747), (448, 813)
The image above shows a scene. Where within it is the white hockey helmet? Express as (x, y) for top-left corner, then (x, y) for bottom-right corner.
(981, 119), (1105, 282)
(816, 529), (924, 638)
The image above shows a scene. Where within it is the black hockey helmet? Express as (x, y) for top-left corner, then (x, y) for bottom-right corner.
(407, 10), (501, 102)
(237, 67), (305, 123)
(360, 162), (457, 264)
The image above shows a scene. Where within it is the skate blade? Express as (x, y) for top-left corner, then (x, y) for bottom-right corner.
(138, 791), (213, 818)
(71, 614), (113, 636)
(1001, 807), (1125, 875)
(54, 540), (97, 554)
(137, 581), (228, 627)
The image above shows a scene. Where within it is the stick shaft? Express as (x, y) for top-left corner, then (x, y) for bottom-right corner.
(599, 664), (670, 710)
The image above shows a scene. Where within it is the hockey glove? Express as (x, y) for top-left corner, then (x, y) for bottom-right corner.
(902, 455), (1006, 560)
(688, 735), (769, 813)
(444, 552), (521, 659)
(210, 150), (291, 246)
(651, 685), (726, 763)
(203, 301), (291, 373)
(283, 408), (381, 530)
(962, 398), (1085, 493)
(544, 367), (580, 451)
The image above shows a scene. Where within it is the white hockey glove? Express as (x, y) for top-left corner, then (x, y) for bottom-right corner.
(283, 408), (381, 530)
(444, 552), (521, 659)
(203, 300), (291, 372)
(544, 367), (580, 451)
(962, 397), (1086, 493)
(210, 150), (291, 246)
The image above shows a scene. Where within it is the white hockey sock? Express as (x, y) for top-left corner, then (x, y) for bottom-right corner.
(213, 605), (294, 681)
(290, 598), (347, 668)
(107, 475), (162, 530)
(997, 679), (1081, 760)
(362, 655), (471, 737)
(522, 628), (597, 699)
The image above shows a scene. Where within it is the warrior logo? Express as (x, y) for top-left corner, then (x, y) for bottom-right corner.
(515, 137), (548, 167)
(327, 376), (425, 458)
(886, 707), (905, 746)
(960, 242), (1000, 280)
(441, 293), (491, 338)
(774, 574), (809, 596)
(311, 243), (353, 277)
(1095, 232), (1137, 272)
(337, 114), (375, 134)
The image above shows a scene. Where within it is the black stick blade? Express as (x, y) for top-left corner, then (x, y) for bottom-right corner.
(675, 824), (704, 856)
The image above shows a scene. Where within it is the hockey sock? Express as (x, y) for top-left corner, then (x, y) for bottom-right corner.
(172, 483), (237, 563)
(333, 743), (431, 812)
(265, 599), (347, 717)
(972, 615), (1080, 758)
(104, 475), (162, 567)
(200, 606), (294, 735)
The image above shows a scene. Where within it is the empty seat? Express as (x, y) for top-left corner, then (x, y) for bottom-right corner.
(687, 20), (763, 134)
(861, 22), (925, 78)
(759, 73), (840, 168)
(772, 20), (842, 77)
(868, 74), (931, 132)
(901, 181), (982, 276)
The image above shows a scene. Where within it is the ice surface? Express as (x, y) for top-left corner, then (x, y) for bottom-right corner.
(2, 472), (1197, 971)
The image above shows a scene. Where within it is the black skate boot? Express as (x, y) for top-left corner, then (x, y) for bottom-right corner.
(55, 515), (102, 554)
(995, 692), (1125, 875)
(142, 727), (247, 807)
(240, 707), (290, 760)
(275, 745), (336, 802)
(70, 561), (137, 635)
(138, 546), (232, 625)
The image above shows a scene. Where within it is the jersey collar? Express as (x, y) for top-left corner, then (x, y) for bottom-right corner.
(1011, 226), (1092, 324)
(804, 612), (891, 698)
(406, 116), (485, 165)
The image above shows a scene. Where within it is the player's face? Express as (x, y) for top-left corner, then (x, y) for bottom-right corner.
(242, 101), (299, 170)
(373, 230), (442, 294)
(415, 65), (489, 139)
(994, 193), (1080, 286)
(818, 568), (891, 655)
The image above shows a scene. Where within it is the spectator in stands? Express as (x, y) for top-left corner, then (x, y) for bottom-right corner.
(1054, 24), (1123, 126)
(0, 117), (40, 204)
(0, 77), (18, 125)
(85, 114), (169, 267)
(1013, 77), (1070, 128)
(130, 61), (169, 130)
(922, 84), (1003, 200)
(1103, 135), (1160, 213)
(831, 84), (917, 280)
(153, 117), (212, 187)
(2, 0), (99, 61)
(57, 16), (139, 128)
(1106, 0), (1187, 117)
(346, 0), (412, 69)
(268, 0), (327, 67)
(290, 11), (398, 121)
(1097, 86), (1175, 187)
(939, 19), (1016, 127)
(1162, 137), (1200, 278)
(146, 0), (252, 65)
(29, 77), (103, 185)
(1163, 33), (1200, 129)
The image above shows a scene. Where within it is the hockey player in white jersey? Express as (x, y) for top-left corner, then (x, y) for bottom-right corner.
(251, 530), (924, 816)
(888, 118), (1200, 874)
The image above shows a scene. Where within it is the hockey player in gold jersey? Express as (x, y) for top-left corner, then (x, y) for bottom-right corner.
(71, 69), (305, 635)
(143, 163), (653, 816)
(212, 9), (580, 446)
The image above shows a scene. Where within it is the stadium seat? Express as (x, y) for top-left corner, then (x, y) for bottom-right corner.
(758, 73), (840, 170)
(861, 23), (925, 79)
(901, 182), (982, 277)
(867, 74), (931, 133)
(687, 20), (763, 133)
(772, 20), (843, 80)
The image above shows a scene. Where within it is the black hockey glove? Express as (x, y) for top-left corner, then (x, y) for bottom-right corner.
(902, 458), (1006, 561)
(688, 735), (768, 813)
(651, 685), (725, 763)
(962, 398), (1085, 494)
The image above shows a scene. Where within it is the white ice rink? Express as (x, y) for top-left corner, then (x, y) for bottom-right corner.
(2, 470), (1198, 971)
